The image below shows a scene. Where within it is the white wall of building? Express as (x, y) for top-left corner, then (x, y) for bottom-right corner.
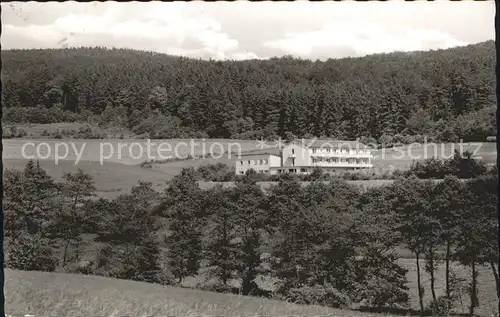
(281, 142), (311, 167)
(235, 154), (281, 175)
(269, 155), (281, 167)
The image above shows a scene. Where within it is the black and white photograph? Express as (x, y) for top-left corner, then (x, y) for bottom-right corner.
(1, 1), (498, 316)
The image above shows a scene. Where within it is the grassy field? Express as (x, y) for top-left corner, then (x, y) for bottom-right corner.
(5, 260), (497, 317)
(2, 138), (257, 198)
(3, 159), (172, 198)
(4, 269), (387, 317)
(370, 142), (497, 170)
(3, 138), (261, 164)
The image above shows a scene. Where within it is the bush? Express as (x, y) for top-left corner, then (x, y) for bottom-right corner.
(93, 239), (168, 285)
(359, 136), (378, 148)
(3, 106), (83, 124)
(197, 280), (235, 294)
(427, 296), (452, 316)
(5, 234), (58, 272)
(409, 150), (488, 179)
(275, 284), (350, 309)
(378, 134), (394, 147)
(61, 260), (96, 275)
(196, 163), (237, 182)
(392, 133), (405, 145)
(304, 166), (326, 181)
(351, 252), (410, 310)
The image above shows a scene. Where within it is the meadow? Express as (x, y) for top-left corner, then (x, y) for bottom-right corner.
(4, 269), (384, 317)
(4, 259), (497, 317)
(370, 142), (496, 170)
(2, 138), (260, 165)
(2, 138), (260, 197)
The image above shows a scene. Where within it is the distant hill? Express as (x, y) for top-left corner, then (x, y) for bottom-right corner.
(1, 41), (495, 141)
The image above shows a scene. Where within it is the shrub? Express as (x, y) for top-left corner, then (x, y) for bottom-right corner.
(378, 134), (394, 147)
(351, 251), (410, 310)
(94, 239), (167, 285)
(61, 260), (96, 275)
(140, 161), (153, 169)
(427, 296), (452, 316)
(413, 134), (424, 144)
(392, 133), (405, 145)
(5, 234), (58, 272)
(359, 136), (378, 148)
(275, 284), (350, 309)
(197, 280), (235, 294)
(304, 166), (325, 181)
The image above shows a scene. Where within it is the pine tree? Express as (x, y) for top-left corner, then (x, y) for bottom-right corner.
(162, 168), (205, 283)
(56, 169), (96, 265)
(204, 186), (240, 288)
(231, 176), (268, 295)
(433, 175), (466, 301)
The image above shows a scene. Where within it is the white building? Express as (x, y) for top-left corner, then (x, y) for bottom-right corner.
(235, 139), (373, 175)
(235, 148), (282, 175)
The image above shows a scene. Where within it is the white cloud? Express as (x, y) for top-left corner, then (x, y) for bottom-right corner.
(2, 2), (256, 60)
(230, 51), (260, 61)
(264, 21), (468, 58)
(1, 1), (493, 60)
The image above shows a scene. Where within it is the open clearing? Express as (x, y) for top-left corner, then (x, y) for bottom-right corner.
(370, 142), (496, 170)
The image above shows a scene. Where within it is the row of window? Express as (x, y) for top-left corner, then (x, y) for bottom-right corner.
(239, 170), (270, 174)
(312, 158), (370, 164)
(277, 167), (368, 174)
(311, 149), (369, 154)
(240, 159), (269, 165)
(278, 168), (320, 173)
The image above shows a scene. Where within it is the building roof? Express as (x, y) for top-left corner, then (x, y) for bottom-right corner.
(290, 138), (367, 149)
(238, 147), (281, 157)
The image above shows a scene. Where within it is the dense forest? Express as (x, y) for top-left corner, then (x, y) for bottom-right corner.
(4, 161), (498, 316)
(1, 41), (496, 141)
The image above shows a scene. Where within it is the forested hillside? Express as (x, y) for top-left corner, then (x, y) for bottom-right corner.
(1, 41), (496, 141)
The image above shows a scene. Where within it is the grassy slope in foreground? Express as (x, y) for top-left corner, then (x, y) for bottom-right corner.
(5, 269), (387, 317)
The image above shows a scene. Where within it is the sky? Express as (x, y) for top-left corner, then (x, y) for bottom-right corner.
(1, 1), (495, 61)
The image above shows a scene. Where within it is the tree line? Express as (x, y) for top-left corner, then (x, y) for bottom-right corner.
(3, 160), (498, 316)
(2, 41), (496, 141)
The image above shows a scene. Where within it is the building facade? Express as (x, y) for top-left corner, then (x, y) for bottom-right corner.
(235, 139), (373, 175)
(235, 149), (282, 175)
